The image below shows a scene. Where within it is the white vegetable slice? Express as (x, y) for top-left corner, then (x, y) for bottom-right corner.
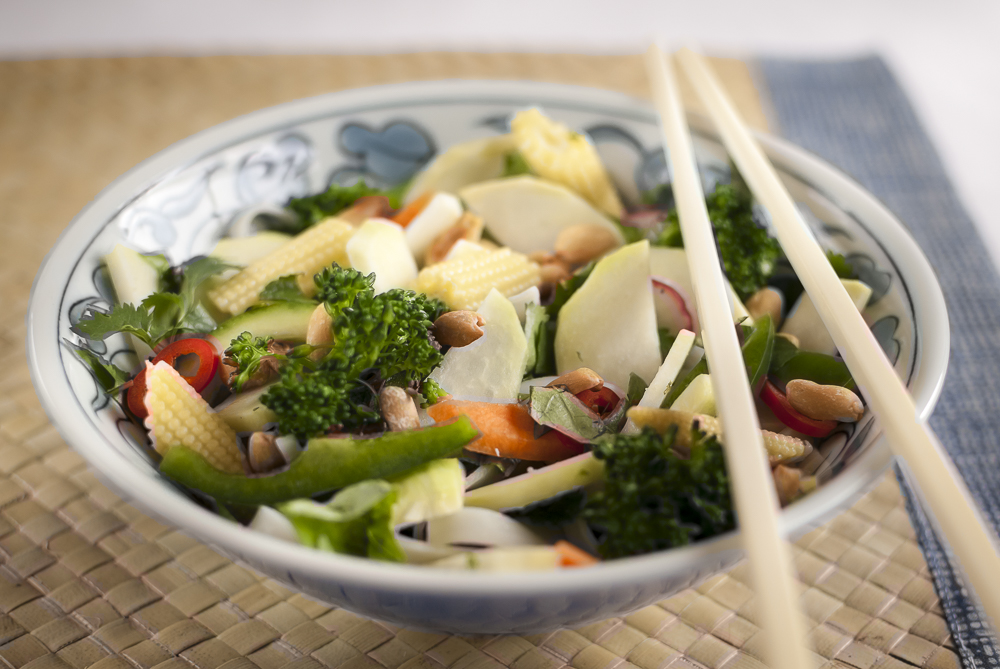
(404, 193), (464, 260)
(640, 329), (697, 408)
(428, 546), (559, 571)
(425, 508), (548, 548)
(464, 452), (604, 511)
(460, 176), (623, 255)
(404, 135), (516, 205)
(670, 374), (717, 416)
(554, 241), (661, 388)
(649, 246), (751, 325)
(507, 285), (541, 323)
(249, 506), (299, 544)
(781, 279), (872, 354)
(346, 218), (418, 294)
(429, 289), (527, 400)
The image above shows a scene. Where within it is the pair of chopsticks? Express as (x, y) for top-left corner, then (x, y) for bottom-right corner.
(645, 45), (1000, 667)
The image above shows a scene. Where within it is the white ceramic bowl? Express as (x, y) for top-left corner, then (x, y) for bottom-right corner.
(26, 81), (949, 634)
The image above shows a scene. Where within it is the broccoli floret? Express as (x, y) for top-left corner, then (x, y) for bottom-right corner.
(262, 265), (445, 438)
(284, 181), (399, 234)
(584, 425), (734, 559)
(224, 332), (273, 392)
(708, 183), (780, 301)
(263, 368), (380, 439)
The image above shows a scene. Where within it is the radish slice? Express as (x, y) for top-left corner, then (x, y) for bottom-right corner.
(651, 276), (698, 333)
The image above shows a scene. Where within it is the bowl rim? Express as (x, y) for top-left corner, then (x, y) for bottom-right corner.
(26, 79), (950, 597)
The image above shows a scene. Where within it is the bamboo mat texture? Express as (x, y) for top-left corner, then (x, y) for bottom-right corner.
(0, 54), (960, 669)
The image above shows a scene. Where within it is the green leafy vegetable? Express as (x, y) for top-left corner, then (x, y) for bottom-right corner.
(707, 183), (780, 300)
(529, 386), (606, 442)
(278, 480), (405, 562)
(259, 275), (315, 304)
(827, 251), (855, 279)
(584, 425), (734, 558)
(523, 304), (551, 377)
(502, 152), (532, 177)
(504, 488), (587, 528)
(641, 183), (675, 209)
(69, 344), (131, 394)
(655, 211), (683, 247)
(224, 333), (273, 392)
(73, 257), (232, 347)
(284, 181), (403, 234)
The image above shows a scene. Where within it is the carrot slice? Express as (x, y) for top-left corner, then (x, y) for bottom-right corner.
(426, 400), (585, 463)
(392, 191), (434, 227)
(554, 540), (599, 568)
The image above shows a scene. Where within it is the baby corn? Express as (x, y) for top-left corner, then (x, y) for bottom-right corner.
(209, 217), (354, 315)
(627, 406), (809, 464)
(414, 247), (540, 311)
(144, 361), (243, 474)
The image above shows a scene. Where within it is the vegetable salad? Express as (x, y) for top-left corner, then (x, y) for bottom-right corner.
(73, 109), (872, 570)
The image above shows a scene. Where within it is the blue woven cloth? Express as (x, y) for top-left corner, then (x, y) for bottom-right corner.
(759, 56), (1000, 667)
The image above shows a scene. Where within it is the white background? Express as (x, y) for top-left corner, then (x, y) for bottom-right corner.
(2, 0), (997, 267)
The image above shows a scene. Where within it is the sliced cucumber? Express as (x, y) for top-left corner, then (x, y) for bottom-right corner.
(670, 374), (716, 416)
(781, 279), (872, 354)
(209, 301), (316, 350)
(464, 452), (604, 511)
(211, 232), (291, 266)
(215, 385), (278, 433)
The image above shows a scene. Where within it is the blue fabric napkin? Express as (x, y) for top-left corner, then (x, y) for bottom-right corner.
(759, 56), (1000, 667)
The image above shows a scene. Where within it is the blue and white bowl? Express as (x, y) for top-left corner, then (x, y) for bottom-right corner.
(26, 80), (949, 634)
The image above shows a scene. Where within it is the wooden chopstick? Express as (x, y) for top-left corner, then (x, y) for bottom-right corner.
(675, 46), (1000, 629)
(644, 45), (813, 669)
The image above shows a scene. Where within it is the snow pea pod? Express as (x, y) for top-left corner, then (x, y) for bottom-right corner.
(159, 416), (479, 505)
(772, 351), (855, 390)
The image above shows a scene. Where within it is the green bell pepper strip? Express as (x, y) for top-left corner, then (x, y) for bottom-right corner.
(662, 314), (774, 408)
(159, 416), (480, 505)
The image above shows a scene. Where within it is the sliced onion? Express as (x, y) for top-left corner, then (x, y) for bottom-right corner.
(425, 508), (549, 548)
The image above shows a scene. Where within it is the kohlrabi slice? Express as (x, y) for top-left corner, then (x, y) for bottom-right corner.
(781, 279), (872, 354)
(104, 244), (162, 358)
(389, 459), (464, 526)
(404, 135), (516, 205)
(459, 176), (623, 255)
(346, 218), (418, 294)
(429, 288), (527, 400)
(554, 241), (661, 388)
(211, 232), (291, 267)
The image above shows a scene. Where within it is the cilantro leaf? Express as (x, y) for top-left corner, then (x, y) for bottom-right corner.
(827, 251), (855, 279)
(67, 343), (132, 394)
(179, 257), (234, 308)
(73, 302), (155, 346)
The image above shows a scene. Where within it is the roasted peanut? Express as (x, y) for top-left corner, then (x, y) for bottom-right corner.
(247, 432), (287, 474)
(433, 310), (485, 348)
(554, 224), (620, 265)
(379, 386), (421, 431)
(772, 464), (802, 506)
(547, 368), (604, 395)
(306, 303), (333, 360)
(538, 258), (572, 285)
(746, 287), (783, 326)
(222, 353), (279, 391)
(425, 212), (485, 265)
(786, 379), (863, 422)
(338, 195), (393, 225)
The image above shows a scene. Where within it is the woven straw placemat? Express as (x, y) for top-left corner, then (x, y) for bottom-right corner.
(0, 54), (960, 669)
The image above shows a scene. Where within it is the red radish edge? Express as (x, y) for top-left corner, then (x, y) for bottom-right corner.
(760, 379), (837, 438)
(651, 276), (697, 333)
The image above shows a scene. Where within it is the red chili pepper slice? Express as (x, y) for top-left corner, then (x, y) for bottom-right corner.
(127, 338), (219, 420)
(760, 379), (837, 438)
